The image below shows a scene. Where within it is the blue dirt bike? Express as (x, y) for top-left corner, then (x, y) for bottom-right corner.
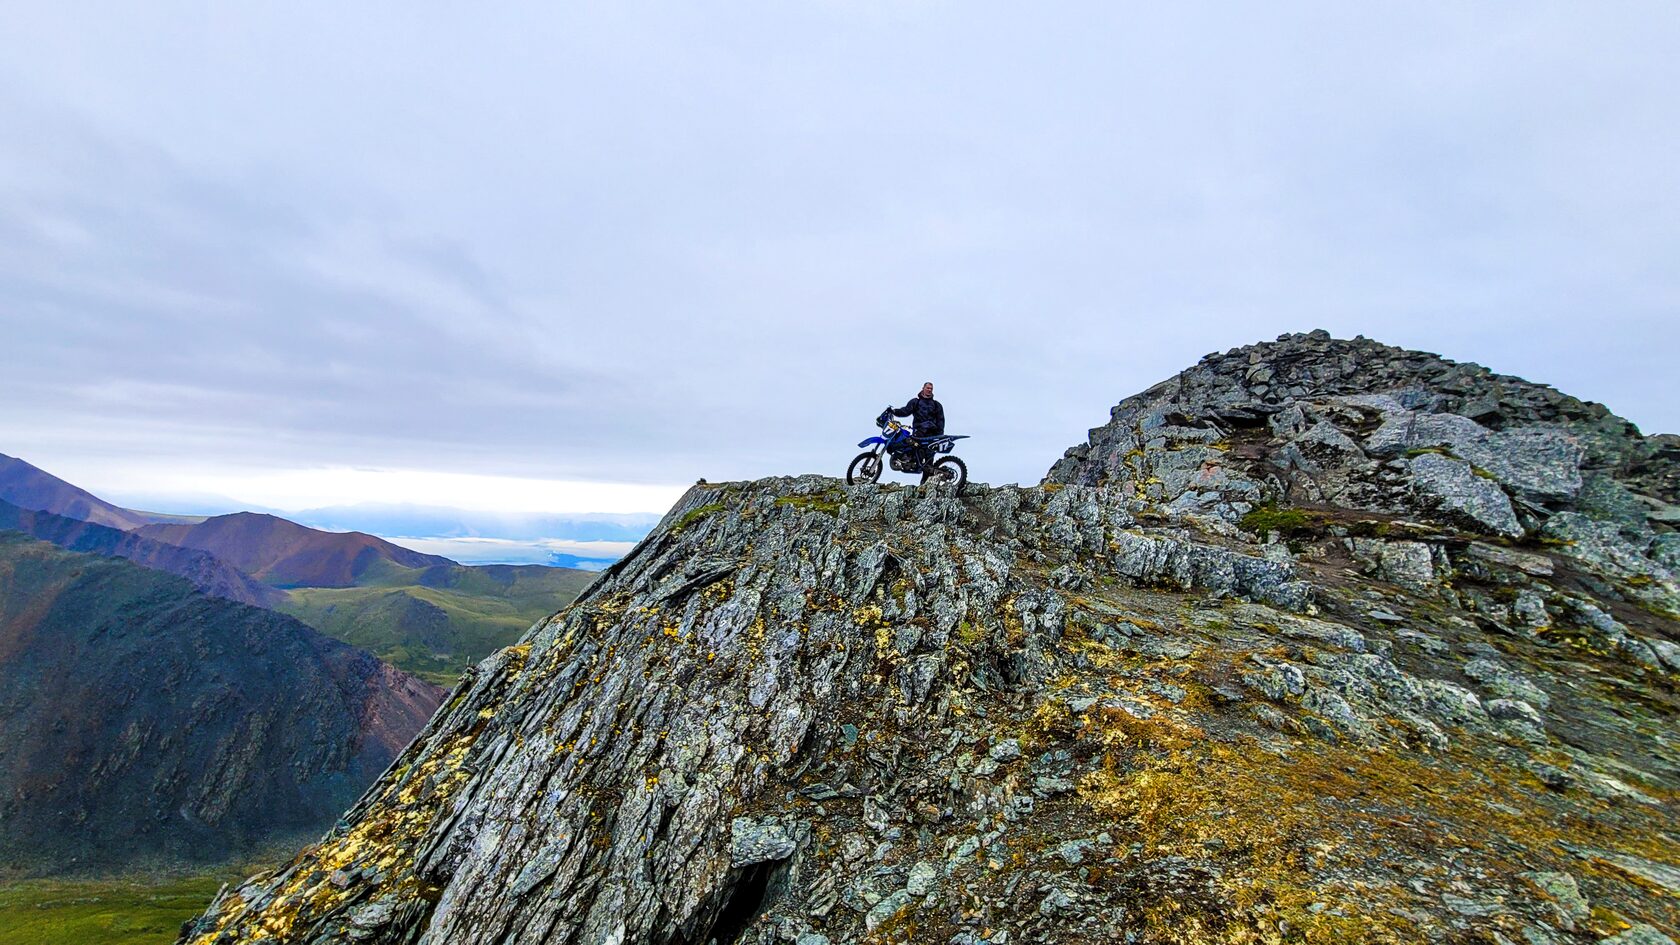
(846, 410), (970, 488)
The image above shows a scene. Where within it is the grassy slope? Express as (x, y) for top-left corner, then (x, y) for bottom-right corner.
(0, 870), (245, 945)
(278, 561), (597, 685)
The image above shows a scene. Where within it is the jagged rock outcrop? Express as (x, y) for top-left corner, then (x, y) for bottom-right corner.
(0, 534), (444, 873)
(181, 336), (1677, 945)
(1049, 331), (1680, 625)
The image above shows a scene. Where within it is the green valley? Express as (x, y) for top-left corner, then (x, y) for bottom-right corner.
(277, 561), (598, 685)
(0, 869), (253, 945)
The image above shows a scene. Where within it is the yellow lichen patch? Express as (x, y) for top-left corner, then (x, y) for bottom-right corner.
(1061, 625), (1126, 670)
(1072, 716), (1680, 945)
(1046, 672), (1082, 692)
(854, 604), (887, 629)
(1023, 699), (1077, 748)
(187, 720), (489, 943)
(1081, 740), (1420, 943)
(1080, 703), (1205, 756)
(850, 604), (894, 661)
(735, 614), (767, 659)
(700, 576), (735, 606)
(1001, 598), (1026, 645)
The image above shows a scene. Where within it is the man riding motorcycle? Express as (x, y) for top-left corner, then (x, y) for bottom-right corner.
(890, 381), (945, 437)
(881, 382), (945, 482)
(851, 381), (969, 487)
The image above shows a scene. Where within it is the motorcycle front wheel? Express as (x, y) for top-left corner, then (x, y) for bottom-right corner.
(930, 456), (968, 489)
(846, 451), (883, 484)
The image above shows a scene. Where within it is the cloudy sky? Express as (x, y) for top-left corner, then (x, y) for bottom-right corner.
(2, 2), (1676, 517)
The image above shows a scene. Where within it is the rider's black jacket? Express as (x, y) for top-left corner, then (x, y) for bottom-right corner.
(891, 395), (945, 437)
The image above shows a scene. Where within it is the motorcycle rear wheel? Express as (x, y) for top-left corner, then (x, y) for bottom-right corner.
(930, 456), (967, 489)
(846, 451), (883, 484)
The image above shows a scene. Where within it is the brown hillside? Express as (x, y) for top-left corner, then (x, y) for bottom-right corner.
(137, 512), (454, 587)
(0, 498), (282, 607)
(0, 452), (153, 530)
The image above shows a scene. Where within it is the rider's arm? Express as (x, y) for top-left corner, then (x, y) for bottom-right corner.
(890, 399), (916, 418)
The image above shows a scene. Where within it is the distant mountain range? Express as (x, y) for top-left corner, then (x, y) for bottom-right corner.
(135, 511), (452, 587)
(384, 534), (634, 570)
(0, 452), (173, 530)
(0, 498), (282, 607)
(83, 497), (661, 546)
(0, 450), (604, 875)
(0, 452), (601, 682)
(287, 504), (659, 542)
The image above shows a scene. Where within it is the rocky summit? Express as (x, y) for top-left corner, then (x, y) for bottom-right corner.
(181, 334), (1677, 945)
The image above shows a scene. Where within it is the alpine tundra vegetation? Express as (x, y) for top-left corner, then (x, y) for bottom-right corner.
(181, 334), (1679, 945)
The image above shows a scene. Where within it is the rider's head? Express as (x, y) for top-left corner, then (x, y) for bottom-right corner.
(920, 382), (934, 398)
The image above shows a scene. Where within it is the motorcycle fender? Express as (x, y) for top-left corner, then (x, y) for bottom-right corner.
(857, 437), (886, 447)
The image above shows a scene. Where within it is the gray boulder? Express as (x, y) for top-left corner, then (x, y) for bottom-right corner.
(731, 817), (797, 867)
(1409, 453), (1523, 538)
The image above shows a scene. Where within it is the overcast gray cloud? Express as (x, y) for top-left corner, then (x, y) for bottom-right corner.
(2, 2), (1677, 509)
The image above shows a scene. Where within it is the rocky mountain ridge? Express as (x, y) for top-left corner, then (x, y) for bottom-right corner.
(1049, 330), (1678, 538)
(0, 534), (446, 873)
(180, 334), (1678, 945)
(0, 451), (173, 530)
(136, 512), (455, 588)
(0, 465), (597, 875)
(0, 497), (284, 607)
(0, 457), (596, 682)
